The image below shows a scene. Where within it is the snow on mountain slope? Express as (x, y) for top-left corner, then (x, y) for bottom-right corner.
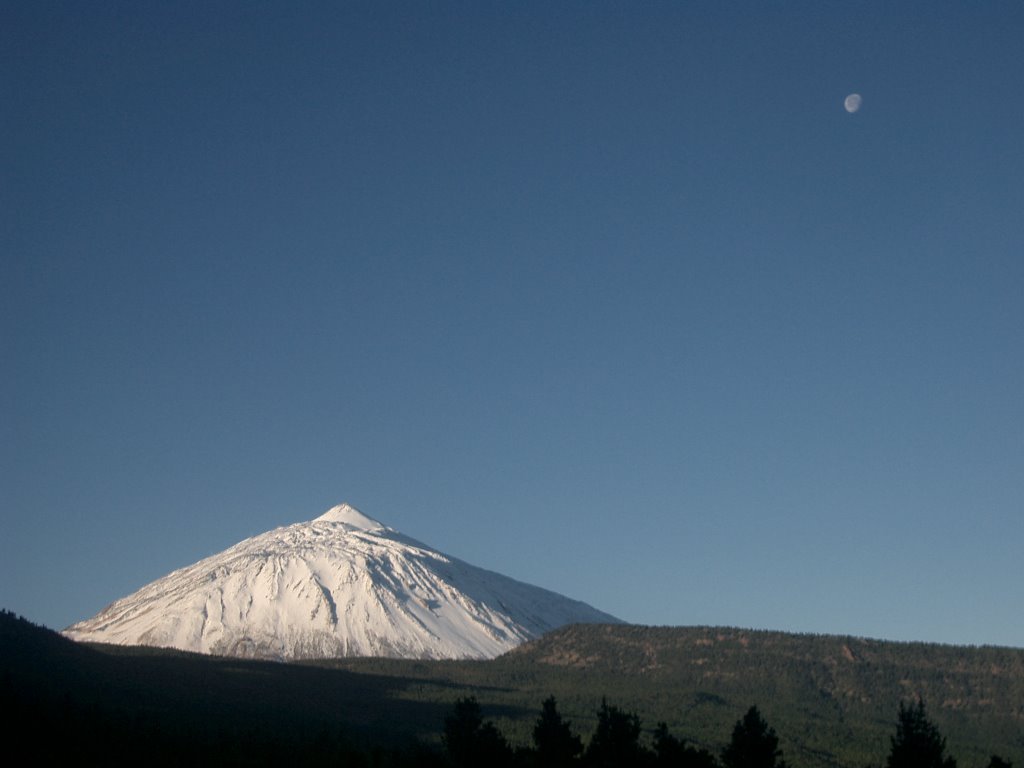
(63, 503), (620, 660)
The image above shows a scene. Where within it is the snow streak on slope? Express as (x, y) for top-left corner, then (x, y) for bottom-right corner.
(64, 504), (620, 660)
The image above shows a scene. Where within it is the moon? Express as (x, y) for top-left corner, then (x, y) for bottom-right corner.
(844, 93), (862, 113)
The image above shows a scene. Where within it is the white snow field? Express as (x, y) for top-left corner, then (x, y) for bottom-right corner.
(64, 503), (619, 660)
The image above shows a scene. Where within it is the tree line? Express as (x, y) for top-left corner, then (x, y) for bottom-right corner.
(442, 695), (1014, 768)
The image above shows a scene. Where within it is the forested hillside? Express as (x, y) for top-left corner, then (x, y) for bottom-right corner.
(324, 624), (1024, 767)
(4, 611), (1022, 767)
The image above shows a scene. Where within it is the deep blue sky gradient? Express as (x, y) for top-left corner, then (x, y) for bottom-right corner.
(3, 2), (1022, 647)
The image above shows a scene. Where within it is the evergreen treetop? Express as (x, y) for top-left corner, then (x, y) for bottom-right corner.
(886, 700), (956, 768)
(721, 705), (787, 768)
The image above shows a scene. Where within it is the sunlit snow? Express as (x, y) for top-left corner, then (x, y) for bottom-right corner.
(63, 503), (620, 660)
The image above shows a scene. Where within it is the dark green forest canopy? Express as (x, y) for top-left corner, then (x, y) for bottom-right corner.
(321, 625), (1024, 767)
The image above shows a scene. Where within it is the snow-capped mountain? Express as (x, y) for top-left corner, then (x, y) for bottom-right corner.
(63, 503), (620, 660)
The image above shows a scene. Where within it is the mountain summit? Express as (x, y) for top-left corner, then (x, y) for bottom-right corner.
(315, 502), (385, 529)
(63, 503), (620, 660)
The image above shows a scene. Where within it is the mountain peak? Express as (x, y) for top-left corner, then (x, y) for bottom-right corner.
(315, 503), (385, 530)
(64, 501), (621, 660)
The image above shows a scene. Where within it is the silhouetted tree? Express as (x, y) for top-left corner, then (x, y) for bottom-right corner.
(442, 696), (512, 768)
(986, 757), (1011, 768)
(886, 701), (956, 768)
(533, 696), (583, 767)
(653, 722), (719, 768)
(583, 697), (652, 767)
(721, 706), (787, 768)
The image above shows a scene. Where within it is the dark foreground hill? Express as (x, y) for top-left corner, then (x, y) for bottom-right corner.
(1, 609), (446, 765)
(5, 611), (1022, 767)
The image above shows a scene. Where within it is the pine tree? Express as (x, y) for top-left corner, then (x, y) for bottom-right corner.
(442, 696), (512, 768)
(533, 696), (583, 767)
(886, 701), (956, 768)
(584, 697), (651, 767)
(654, 722), (719, 768)
(720, 706), (787, 768)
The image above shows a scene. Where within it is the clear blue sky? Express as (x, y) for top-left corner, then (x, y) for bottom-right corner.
(3, 2), (1022, 648)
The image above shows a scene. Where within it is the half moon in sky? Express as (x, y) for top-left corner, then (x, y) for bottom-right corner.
(844, 93), (862, 113)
